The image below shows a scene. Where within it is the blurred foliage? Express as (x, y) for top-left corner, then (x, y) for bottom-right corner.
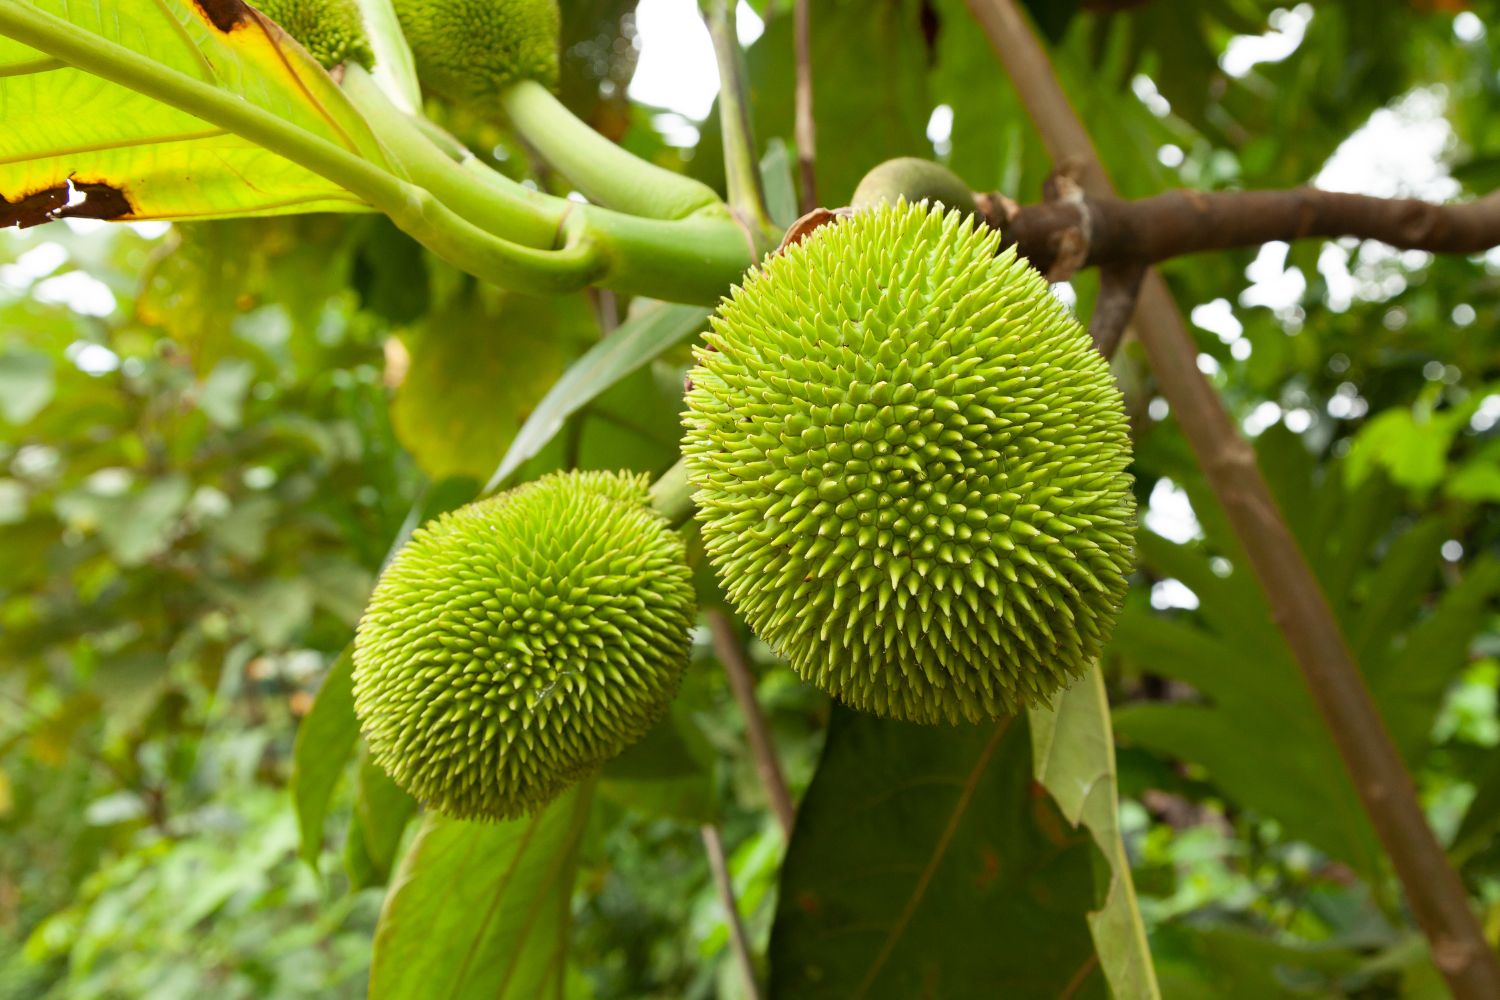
(4, 0), (1500, 997)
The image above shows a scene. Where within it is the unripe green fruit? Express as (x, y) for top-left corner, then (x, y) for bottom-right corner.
(393, 0), (560, 103)
(683, 202), (1136, 725)
(353, 470), (696, 821)
(255, 0), (373, 69)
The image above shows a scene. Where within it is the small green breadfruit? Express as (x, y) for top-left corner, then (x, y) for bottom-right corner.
(682, 202), (1136, 725)
(393, 0), (560, 102)
(254, 0), (373, 69)
(353, 470), (696, 821)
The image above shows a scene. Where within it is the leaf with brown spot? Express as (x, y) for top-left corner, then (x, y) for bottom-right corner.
(0, 0), (390, 227)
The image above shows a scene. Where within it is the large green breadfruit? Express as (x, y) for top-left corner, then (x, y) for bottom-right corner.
(254, 0), (372, 69)
(353, 470), (696, 821)
(683, 202), (1136, 725)
(393, 0), (560, 102)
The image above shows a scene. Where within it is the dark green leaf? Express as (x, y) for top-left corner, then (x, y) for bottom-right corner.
(769, 706), (1104, 999)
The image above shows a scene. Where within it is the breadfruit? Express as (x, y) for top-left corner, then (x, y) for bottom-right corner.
(254, 0), (373, 68)
(353, 470), (696, 821)
(682, 202), (1135, 725)
(393, 0), (560, 102)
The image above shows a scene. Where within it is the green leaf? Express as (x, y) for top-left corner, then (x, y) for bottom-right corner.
(291, 647), (358, 867)
(599, 704), (717, 824)
(769, 707), (1104, 999)
(1111, 434), (1500, 880)
(344, 750), (418, 890)
(759, 138), (799, 230)
(1031, 670), (1160, 1000)
(0, 0), (385, 226)
(485, 301), (710, 490)
(0, 348), (54, 423)
(392, 288), (583, 481)
(370, 781), (596, 1000)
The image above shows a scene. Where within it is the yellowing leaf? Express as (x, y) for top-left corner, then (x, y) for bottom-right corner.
(0, 0), (386, 226)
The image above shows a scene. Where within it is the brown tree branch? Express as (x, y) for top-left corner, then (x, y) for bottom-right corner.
(701, 824), (763, 999)
(965, 0), (1500, 996)
(707, 608), (797, 838)
(986, 187), (1500, 276)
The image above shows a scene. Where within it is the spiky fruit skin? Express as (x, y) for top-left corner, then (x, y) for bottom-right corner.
(254, 0), (373, 68)
(353, 470), (696, 821)
(393, 0), (560, 102)
(682, 203), (1136, 725)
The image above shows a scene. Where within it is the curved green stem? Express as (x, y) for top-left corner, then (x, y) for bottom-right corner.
(499, 79), (725, 221)
(343, 64), (563, 248)
(0, 4), (754, 302)
(649, 458), (694, 527)
(574, 207), (752, 304)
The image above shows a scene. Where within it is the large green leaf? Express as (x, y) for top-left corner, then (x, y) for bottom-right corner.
(769, 706), (1106, 999)
(1031, 670), (1160, 999)
(392, 287), (585, 481)
(0, 0), (384, 225)
(370, 782), (595, 1000)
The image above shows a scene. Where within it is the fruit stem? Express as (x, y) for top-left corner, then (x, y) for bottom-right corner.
(348, 68), (755, 304)
(852, 158), (978, 215)
(499, 79), (725, 221)
(343, 64), (564, 248)
(648, 459), (694, 527)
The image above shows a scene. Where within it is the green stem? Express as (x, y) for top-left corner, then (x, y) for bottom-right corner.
(705, 0), (775, 239)
(348, 66), (752, 302)
(343, 65), (562, 248)
(575, 207), (752, 305)
(499, 79), (725, 221)
(852, 157), (978, 215)
(649, 458), (694, 527)
(0, 2), (600, 295)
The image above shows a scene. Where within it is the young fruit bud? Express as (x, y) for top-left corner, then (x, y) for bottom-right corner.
(392, 0), (560, 103)
(255, 0), (373, 69)
(683, 202), (1136, 725)
(353, 470), (696, 821)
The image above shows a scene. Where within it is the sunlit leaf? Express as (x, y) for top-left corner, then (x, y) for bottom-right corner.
(0, 0), (385, 226)
(1031, 670), (1160, 999)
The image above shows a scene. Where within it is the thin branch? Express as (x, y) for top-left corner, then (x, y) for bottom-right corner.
(706, 609), (796, 838)
(1089, 262), (1145, 356)
(965, 1), (1500, 996)
(989, 187), (1500, 276)
(706, 0), (775, 237)
(793, 0), (817, 213)
(700, 824), (763, 1000)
